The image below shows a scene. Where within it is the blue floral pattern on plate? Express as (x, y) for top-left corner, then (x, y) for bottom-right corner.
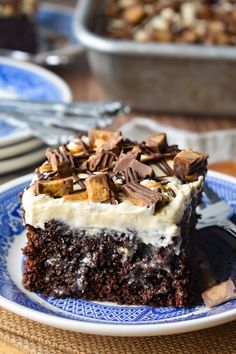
(0, 62), (66, 144)
(0, 173), (236, 328)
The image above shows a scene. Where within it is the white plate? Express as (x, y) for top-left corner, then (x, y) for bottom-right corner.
(0, 171), (236, 336)
(0, 57), (71, 147)
(0, 148), (45, 175)
(0, 138), (44, 160)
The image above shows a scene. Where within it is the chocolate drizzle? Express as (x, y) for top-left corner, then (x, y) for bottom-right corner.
(82, 151), (116, 172)
(36, 169), (57, 181)
(157, 160), (174, 176)
(72, 172), (86, 191)
(125, 159), (153, 183)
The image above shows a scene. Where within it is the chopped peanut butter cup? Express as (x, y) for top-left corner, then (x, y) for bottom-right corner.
(174, 150), (208, 181)
(46, 146), (75, 178)
(202, 278), (236, 308)
(85, 173), (117, 204)
(145, 133), (167, 153)
(35, 177), (73, 198)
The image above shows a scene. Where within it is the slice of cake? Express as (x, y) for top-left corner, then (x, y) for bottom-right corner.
(0, 0), (37, 53)
(22, 130), (208, 307)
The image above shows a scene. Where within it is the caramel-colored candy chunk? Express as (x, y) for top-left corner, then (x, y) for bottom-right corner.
(67, 141), (84, 155)
(146, 133), (167, 152)
(85, 173), (117, 203)
(88, 130), (117, 141)
(63, 190), (88, 201)
(174, 149), (208, 179)
(143, 180), (162, 189)
(123, 5), (146, 25)
(202, 278), (236, 308)
(89, 130), (122, 150)
(35, 177), (73, 198)
(38, 164), (52, 173)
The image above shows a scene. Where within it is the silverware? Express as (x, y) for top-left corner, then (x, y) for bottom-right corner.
(0, 99), (130, 118)
(0, 100), (130, 146)
(197, 184), (236, 238)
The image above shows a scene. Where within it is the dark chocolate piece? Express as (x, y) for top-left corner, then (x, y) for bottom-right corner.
(125, 159), (153, 182)
(82, 151), (116, 172)
(113, 146), (141, 173)
(123, 182), (168, 207)
(46, 146), (74, 178)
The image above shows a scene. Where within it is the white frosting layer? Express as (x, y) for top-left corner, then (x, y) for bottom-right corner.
(22, 176), (203, 249)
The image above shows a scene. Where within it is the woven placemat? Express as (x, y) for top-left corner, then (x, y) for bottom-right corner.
(1, 308), (236, 354)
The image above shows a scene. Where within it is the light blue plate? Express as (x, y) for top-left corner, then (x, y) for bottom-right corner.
(35, 3), (82, 66)
(0, 57), (71, 147)
(37, 3), (78, 46)
(0, 171), (236, 336)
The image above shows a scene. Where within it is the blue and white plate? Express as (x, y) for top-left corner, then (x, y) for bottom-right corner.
(0, 171), (236, 336)
(38, 2), (78, 46)
(35, 2), (82, 66)
(0, 57), (71, 148)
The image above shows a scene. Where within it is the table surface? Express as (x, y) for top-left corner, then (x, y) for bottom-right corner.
(1, 1), (236, 352)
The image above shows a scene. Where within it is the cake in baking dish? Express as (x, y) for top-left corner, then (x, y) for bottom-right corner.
(22, 130), (208, 307)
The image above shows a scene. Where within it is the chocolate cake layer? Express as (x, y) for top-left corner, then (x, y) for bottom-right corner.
(23, 193), (200, 307)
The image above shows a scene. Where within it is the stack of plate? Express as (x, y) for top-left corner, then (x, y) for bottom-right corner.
(0, 57), (71, 182)
(0, 121), (46, 175)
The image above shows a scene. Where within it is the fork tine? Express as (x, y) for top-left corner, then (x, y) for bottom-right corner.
(26, 122), (76, 146)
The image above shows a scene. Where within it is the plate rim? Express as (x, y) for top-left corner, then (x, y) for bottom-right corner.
(0, 56), (72, 147)
(0, 170), (236, 336)
(0, 147), (45, 175)
(0, 137), (43, 160)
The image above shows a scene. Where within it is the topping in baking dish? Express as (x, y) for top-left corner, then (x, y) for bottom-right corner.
(103, 0), (236, 45)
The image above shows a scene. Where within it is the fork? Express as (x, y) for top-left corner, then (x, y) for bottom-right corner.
(197, 184), (236, 238)
(0, 100), (130, 146)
